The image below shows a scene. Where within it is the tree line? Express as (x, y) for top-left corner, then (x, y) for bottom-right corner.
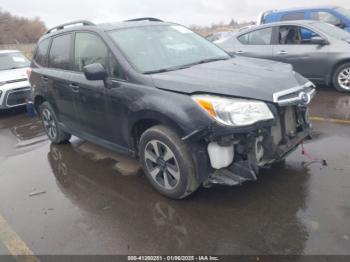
(0, 9), (47, 44)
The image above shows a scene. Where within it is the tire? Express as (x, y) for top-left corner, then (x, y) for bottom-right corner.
(139, 125), (200, 199)
(332, 63), (350, 92)
(39, 102), (71, 144)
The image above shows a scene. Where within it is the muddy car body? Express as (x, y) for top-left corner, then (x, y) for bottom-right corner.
(29, 19), (315, 199)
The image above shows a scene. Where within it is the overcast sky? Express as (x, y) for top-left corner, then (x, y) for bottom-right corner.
(1, 0), (349, 27)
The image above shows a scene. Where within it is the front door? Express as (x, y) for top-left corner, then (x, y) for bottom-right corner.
(272, 25), (329, 81)
(71, 32), (126, 145)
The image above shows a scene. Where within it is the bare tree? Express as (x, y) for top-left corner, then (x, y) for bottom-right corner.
(0, 9), (47, 44)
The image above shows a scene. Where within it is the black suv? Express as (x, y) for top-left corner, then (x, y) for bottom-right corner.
(29, 19), (315, 199)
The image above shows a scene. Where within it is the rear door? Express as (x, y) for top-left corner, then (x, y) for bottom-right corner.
(271, 25), (329, 81)
(234, 27), (274, 59)
(31, 38), (52, 99)
(46, 33), (80, 130)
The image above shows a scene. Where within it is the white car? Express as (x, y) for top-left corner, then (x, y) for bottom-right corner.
(0, 50), (31, 110)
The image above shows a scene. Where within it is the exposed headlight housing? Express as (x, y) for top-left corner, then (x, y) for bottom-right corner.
(192, 95), (274, 127)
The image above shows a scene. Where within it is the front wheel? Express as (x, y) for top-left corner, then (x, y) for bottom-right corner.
(139, 125), (200, 199)
(39, 102), (71, 144)
(333, 63), (350, 92)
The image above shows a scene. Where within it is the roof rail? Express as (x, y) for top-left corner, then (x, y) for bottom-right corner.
(124, 17), (163, 22)
(47, 20), (95, 34)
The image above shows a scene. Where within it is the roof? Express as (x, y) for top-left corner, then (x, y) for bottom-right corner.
(98, 21), (174, 31)
(267, 5), (338, 14)
(43, 19), (173, 40)
(0, 50), (20, 54)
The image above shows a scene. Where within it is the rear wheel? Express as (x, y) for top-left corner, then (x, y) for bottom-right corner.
(333, 63), (350, 92)
(39, 102), (71, 144)
(139, 125), (200, 199)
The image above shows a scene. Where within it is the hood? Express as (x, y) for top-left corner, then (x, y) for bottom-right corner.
(0, 68), (28, 85)
(151, 57), (310, 102)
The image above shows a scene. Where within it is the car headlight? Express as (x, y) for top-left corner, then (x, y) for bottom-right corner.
(192, 94), (274, 126)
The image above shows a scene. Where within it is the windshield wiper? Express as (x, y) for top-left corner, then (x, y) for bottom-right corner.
(192, 57), (230, 65)
(143, 64), (193, 74)
(143, 57), (229, 74)
(10, 66), (26, 69)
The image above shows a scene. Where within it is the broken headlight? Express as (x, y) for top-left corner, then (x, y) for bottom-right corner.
(192, 95), (274, 127)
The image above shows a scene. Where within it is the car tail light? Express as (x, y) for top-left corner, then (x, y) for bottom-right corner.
(26, 68), (32, 79)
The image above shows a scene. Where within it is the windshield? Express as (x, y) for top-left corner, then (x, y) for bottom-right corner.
(311, 21), (350, 39)
(0, 52), (30, 71)
(108, 25), (230, 73)
(336, 7), (350, 19)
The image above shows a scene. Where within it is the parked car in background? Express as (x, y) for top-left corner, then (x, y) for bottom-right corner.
(258, 6), (350, 32)
(217, 20), (350, 92)
(205, 31), (234, 43)
(30, 19), (314, 199)
(0, 50), (31, 110)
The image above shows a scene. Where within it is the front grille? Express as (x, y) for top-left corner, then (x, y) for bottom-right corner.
(273, 82), (316, 106)
(6, 89), (30, 106)
(5, 78), (27, 84)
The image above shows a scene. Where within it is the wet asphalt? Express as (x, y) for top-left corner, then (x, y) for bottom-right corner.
(0, 87), (349, 255)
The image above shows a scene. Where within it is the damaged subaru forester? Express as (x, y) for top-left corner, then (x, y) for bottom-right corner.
(29, 18), (315, 199)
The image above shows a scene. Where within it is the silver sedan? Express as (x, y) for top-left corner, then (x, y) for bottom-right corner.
(217, 20), (350, 92)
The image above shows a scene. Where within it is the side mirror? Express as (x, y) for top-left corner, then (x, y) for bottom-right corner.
(83, 63), (108, 81)
(332, 19), (345, 28)
(310, 36), (328, 45)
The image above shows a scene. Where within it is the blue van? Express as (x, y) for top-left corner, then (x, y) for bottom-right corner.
(259, 6), (350, 32)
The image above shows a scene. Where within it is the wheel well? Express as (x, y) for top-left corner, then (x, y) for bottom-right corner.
(330, 59), (350, 84)
(34, 96), (46, 114)
(131, 119), (161, 154)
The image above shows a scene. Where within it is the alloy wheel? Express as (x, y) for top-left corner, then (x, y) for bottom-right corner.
(42, 108), (57, 140)
(144, 139), (181, 190)
(338, 67), (350, 90)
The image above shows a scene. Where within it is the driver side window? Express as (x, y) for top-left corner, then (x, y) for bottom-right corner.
(74, 32), (123, 79)
(278, 26), (320, 45)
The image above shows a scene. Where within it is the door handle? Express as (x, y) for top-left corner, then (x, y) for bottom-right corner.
(41, 76), (49, 82)
(278, 50), (288, 55)
(69, 83), (80, 92)
(236, 50), (245, 54)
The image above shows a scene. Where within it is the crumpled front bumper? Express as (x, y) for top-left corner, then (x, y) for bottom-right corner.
(185, 104), (312, 187)
(203, 128), (310, 187)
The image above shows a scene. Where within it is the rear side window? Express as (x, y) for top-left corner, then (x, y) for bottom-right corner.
(238, 27), (272, 45)
(33, 38), (50, 67)
(49, 34), (72, 70)
(281, 12), (305, 21)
